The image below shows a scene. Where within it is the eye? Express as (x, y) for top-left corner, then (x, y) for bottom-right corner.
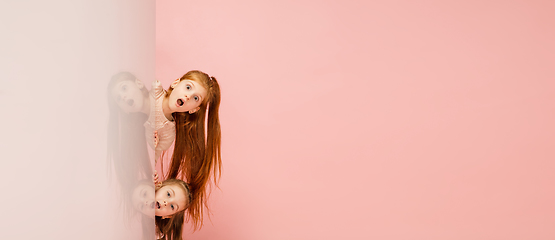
(193, 96), (199, 101)
(171, 204), (175, 210)
(167, 191), (171, 197)
(121, 85), (127, 91)
(186, 84), (191, 90)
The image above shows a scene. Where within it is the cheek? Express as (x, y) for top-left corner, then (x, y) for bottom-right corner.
(130, 89), (142, 100)
(155, 191), (168, 201)
(170, 89), (180, 99)
(133, 95), (143, 106)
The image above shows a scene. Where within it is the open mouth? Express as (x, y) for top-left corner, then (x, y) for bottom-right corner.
(150, 202), (155, 209)
(156, 201), (161, 209)
(126, 99), (134, 106)
(177, 98), (184, 107)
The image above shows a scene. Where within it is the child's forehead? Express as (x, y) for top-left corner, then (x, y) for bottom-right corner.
(181, 78), (198, 84)
(160, 183), (187, 193)
(115, 75), (135, 82)
(133, 184), (154, 195)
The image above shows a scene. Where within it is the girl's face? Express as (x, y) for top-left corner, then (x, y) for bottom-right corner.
(132, 183), (155, 217)
(111, 79), (145, 113)
(155, 184), (188, 217)
(168, 80), (207, 114)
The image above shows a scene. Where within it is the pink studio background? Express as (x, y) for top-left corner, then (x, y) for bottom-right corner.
(157, 1), (555, 240)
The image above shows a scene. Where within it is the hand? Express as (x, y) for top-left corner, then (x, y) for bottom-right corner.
(154, 131), (159, 148)
(153, 171), (162, 188)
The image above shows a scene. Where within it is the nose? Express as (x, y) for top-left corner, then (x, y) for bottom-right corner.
(163, 200), (167, 206)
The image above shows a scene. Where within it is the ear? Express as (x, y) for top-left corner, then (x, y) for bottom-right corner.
(135, 78), (144, 89)
(188, 107), (200, 114)
(170, 78), (180, 89)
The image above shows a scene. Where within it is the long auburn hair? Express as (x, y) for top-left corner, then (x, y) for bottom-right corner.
(165, 70), (221, 231)
(155, 179), (193, 240)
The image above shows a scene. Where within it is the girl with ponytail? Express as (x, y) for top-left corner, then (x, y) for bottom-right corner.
(145, 70), (222, 232)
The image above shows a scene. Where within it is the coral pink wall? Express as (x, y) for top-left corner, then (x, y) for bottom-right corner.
(157, 1), (555, 239)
